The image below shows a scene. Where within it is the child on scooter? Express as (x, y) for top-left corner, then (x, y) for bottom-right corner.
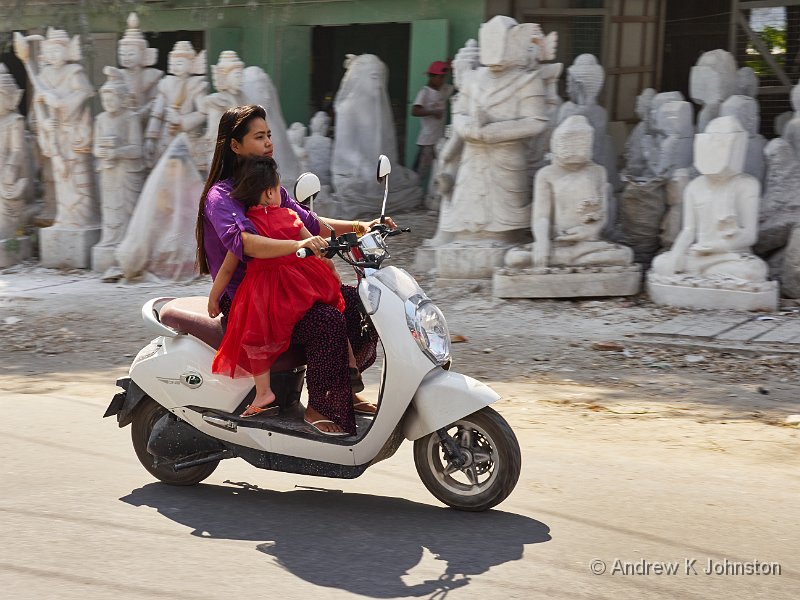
(209, 157), (346, 418)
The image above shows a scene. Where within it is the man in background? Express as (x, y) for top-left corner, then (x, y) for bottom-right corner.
(411, 60), (453, 187)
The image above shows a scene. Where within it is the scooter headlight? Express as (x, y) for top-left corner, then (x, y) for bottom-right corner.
(407, 297), (451, 365)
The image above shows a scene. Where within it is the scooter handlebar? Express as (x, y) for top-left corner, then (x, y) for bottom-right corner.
(296, 247), (314, 258)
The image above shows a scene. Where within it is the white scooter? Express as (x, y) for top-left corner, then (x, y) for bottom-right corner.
(105, 156), (521, 511)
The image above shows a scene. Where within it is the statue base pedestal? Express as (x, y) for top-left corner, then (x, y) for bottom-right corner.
(39, 226), (101, 269)
(91, 245), (118, 273)
(0, 236), (32, 268)
(647, 277), (779, 311)
(493, 265), (642, 298)
(435, 239), (521, 280)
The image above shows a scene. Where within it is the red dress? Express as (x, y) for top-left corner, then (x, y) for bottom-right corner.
(212, 205), (345, 378)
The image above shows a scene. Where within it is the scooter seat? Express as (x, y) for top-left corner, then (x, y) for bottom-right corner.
(159, 297), (307, 371)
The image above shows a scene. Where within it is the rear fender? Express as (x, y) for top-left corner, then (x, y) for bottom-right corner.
(402, 368), (500, 441)
(103, 377), (149, 428)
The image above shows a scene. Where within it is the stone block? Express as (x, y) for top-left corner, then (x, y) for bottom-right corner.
(91, 245), (118, 273)
(493, 266), (642, 298)
(647, 279), (779, 312)
(436, 241), (512, 279)
(0, 236), (32, 268)
(39, 226), (101, 269)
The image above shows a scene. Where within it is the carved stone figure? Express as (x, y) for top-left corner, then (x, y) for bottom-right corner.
(14, 28), (99, 268)
(204, 51), (245, 168)
(91, 67), (145, 277)
(736, 66), (759, 99)
(782, 83), (800, 161)
(117, 12), (163, 129)
(116, 133), (203, 282)
(304, 111), (332, 186)
(495, 116), (639, 298)
(648, 116), (778, 310)
(330, 53), (421, 218)
(720, 95), (766, 184)
(689, 49), (737, 133)
(242, 66), (301, 188)
(144, 41), (207, 169)
(0, 64), (32, 266)
(287, 122), (309, 173)
(26, 110), (56, 227)
(435, 18), (550, 278)
(556, 54), (618, 190)
(622, 87), (657, 179)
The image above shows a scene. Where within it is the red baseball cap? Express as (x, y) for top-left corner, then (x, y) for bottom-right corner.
(426, 60), (449, 75)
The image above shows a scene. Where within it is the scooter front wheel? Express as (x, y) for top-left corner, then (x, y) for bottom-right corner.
(413, 406), (521, 511)
(131, 398), (219, 486)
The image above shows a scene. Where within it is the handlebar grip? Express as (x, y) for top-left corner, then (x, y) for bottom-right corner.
(296, 247), (313, 258)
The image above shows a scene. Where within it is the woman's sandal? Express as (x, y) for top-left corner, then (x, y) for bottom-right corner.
(239, 404), (280, 418)
(304, 417), (348, 437)
(350, 367), (365, 392)
(353, 398), (377, 415)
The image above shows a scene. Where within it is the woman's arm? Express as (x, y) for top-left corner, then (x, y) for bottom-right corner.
(208, 251), (239, 317)
(318, 216), (397, 237)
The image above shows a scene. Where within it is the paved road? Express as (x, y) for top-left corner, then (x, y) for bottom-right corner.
(1, 382), (798, 600)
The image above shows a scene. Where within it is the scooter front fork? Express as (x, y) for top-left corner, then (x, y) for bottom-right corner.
(436, 427), (467, 469)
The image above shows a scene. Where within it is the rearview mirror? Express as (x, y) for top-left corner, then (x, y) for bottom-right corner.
(376, 155), (391, 182)
(293, 172), (321, 205)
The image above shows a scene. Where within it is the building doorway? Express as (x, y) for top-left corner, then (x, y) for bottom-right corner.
(311, 23), (410, 165)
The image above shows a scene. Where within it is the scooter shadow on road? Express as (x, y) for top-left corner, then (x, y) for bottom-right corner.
(121, 481), (551, 598)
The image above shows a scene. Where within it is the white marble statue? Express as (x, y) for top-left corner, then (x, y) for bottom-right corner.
(0, 64), (31, 266)
(689, 49), (737, 134)
(648, 116), (777, 310)
(241, 65), (301, 188)
(756, 138), (800, 264)
(14, 28), (99, 268)
(720, 94), (766, 184)
(144, 41), (207, 169)
(330, 53), (421, 218)
(304, 111), (332, 186)
(204, 50), (245, 168)
(116, 133), (203, 282)
(622, 87), (657, 179)
(92, 66), (145, 277)
(736, 66), (759, 99)
(26, 110), (56, 226)
(525, 26), (562, 175)
(556, 54), (618, 190)
(781, 83), (800, 161)
(287, 122), (309, 173)
(117, 12), (163, 129)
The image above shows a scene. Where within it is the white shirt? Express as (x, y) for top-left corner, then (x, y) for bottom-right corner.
(413, 84), (453, 146)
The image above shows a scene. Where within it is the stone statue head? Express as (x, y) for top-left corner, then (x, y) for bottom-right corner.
(689, 49), (737, 106)
(566, 54), (604, 105)
(336, 54), (386, 102)
(654, 100), (693, 137)
(735, 66), (759, 98)
(118, 12), (158, 69)
(452, 39), (479, 89)
(791, 83), (800, 113)
(527, 23), (558, 70)
(309, 111), (330, 137)
(41, 27), (81, 68)
(0, 64), (23, 114)
(648, 91), (684, 129)
(720, 95), (760, 136)
(287, 122), (306, 147)
(552, 115), (594, 167)
(635, 88), (657, 122)
(211, 50), (245, 94)
(694, 116), (747, 177)
(478, 16), (537, 70)
(168, 41), (206, 77)
(99, 66), (130, 113)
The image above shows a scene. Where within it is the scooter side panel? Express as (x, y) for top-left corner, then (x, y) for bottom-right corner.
(402, 368), (501, 441)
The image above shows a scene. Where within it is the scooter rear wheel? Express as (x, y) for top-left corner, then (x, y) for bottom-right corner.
(131, 398), (219, 486)
(413, 406), (521, 512)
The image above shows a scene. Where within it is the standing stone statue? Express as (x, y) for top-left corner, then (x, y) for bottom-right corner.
(435, 17), (550, 278)
(204, 50), (245, 168)
(14, 28), (99, 268)
(287, 122), (309, 173)
(92, 67), (145, 278)
(304, 111), (332, 186)
(622, 88), (657, 179)
(720, 94), (766, 184)
(735, 66), (759, 99)
(495, 115), (639, 298)
(0, 64), (32, 267)
(242, 65), (301, 188)
(330, 53), (421, 218)
(557, 54), (619, 190)
(648, 116), (778, 310)
(117, 12), (163, 130)
(689, 49), (737, 133)
(781, 83), (800, 160)
(144, 41), (207, 169)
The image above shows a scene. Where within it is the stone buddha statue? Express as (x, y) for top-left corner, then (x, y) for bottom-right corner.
(117, 12), (163, 129)
(204, 50), (245, 168)
(720, 94), (766, 184)
(287, 122), (309, 173)
(622, 87), (657, 179)
(781, 83), (800, 161)
(92, 66), (145, 276)
(648, 116), (777, 310)
(144, 41), (207, 168)
(304, 111), (332, 187)
(689, 49), (737, 133)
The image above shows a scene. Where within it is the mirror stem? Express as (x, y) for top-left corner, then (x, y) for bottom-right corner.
(380, 175), (389, 224)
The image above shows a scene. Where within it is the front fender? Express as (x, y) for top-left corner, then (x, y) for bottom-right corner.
(402, 368), (500, 441)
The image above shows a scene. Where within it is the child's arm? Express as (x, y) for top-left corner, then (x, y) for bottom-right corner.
(208, 251), (239, 317)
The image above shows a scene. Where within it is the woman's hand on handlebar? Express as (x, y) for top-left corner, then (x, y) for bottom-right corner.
(297, 235), (329, 256)
(365, 216), (397, 231)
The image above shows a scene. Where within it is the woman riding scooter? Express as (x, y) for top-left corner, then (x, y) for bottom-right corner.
(196, 104), (393, 435)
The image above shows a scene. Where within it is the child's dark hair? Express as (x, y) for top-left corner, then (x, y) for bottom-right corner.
(231, 156), (281, 209)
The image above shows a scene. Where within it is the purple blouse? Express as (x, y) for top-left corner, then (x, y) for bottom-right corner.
(203, 179), (322, 300)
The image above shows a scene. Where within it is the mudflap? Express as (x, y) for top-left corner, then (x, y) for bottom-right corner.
(103, 377), (148, 428)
